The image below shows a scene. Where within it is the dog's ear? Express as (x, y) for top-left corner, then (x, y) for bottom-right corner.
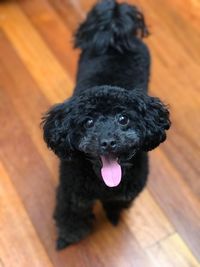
(134, 94), (171, 151)
(41, 101), (74, 160)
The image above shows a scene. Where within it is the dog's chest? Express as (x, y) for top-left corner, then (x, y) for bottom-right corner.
(81, 167), (136, 201)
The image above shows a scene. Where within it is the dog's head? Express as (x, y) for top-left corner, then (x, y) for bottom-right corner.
(42, 86), (170, 186)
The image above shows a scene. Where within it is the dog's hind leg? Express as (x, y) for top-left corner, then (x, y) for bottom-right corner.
(102, 199), (133, 226)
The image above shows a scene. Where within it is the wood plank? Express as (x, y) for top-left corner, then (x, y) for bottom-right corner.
(142, 0), (200, 60)
(48, 0), (85, 32)
(124, 189), (174, 249)
(0, 0), (199, 266)
(0, 86), (56, 256)
(147, 234), (200, 267)
(0, 30), (58, 180)
(128, 0), (200, 195)
(0, 162), (54, 267)
(148, 149), (200, 260)
(19, 0), (79, 80)
(166, 0), (200, 31)
(0, 1), (73, 103)
(150, 44), (200, 196)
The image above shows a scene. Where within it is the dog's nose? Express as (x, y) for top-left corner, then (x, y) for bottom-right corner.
(100, 139), (116, 151)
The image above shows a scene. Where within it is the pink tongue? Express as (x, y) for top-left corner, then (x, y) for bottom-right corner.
(100, 156), (122, 187)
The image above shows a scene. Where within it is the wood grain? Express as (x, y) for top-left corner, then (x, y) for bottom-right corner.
(0, 30), (57, 179)
(0, 162), (54, 267)
(0, 1), (73, 103)
(124, 189), (174, 249)
(147, 233), (200, 267)
(19, 0), (79, 79)
(148, 150), (200, 260)
(0, 0), (199, 266)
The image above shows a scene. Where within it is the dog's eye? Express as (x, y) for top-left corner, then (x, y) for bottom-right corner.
(85, 118), (94, 128)
(118, 115), (129, 125)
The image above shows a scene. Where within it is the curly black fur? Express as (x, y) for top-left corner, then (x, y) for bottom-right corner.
(42, 0), (170, 250)
(75, 0), (149, 53)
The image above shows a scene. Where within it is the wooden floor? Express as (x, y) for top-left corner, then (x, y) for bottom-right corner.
(0, 0), (200, 266)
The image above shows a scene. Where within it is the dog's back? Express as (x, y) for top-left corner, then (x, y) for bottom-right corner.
(75, 0), (148, 53)
(74, 0), (150, 92)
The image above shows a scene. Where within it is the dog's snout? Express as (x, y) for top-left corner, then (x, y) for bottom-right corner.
(100, 138), (116, 151)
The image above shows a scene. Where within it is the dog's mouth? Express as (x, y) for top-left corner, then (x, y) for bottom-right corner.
(84, 149), (137, 188)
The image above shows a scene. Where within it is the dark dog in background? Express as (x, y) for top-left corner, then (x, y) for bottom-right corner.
(42, 0), (170, 250)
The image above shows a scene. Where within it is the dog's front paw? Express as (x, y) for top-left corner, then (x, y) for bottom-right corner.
(56, 237), (71, 250)
(106, 212), (121, 226)
(56, 222), (92, 250)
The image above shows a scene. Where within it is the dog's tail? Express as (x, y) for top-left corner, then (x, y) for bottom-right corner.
(75, 0), (149, 54)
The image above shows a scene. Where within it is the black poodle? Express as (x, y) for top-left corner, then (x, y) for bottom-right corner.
(42, 0), (170, 250)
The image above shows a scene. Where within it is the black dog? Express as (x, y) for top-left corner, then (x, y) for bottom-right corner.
(42, 0), (170, 250)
